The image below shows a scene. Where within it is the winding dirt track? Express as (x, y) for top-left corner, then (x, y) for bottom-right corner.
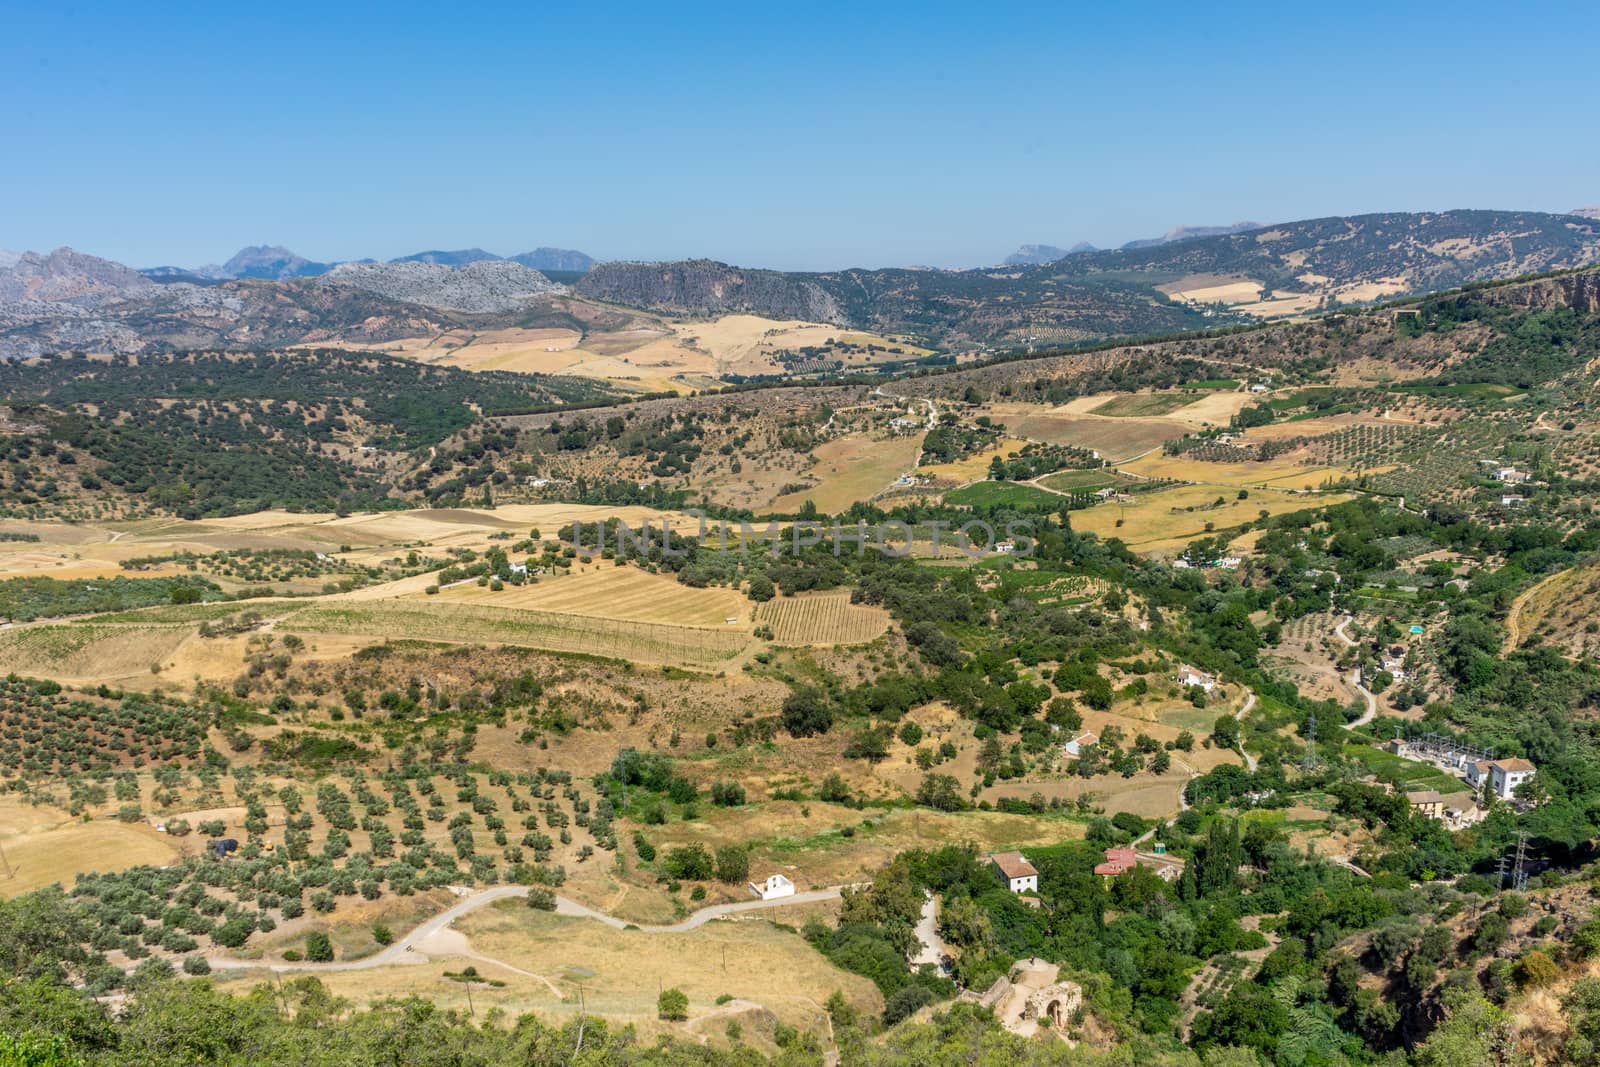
(206, 885), (847, 975)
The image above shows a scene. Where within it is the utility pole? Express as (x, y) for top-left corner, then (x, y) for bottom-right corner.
(1511, 831), (1530, 892)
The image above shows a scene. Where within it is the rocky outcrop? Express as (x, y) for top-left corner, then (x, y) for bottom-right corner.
(318, 260), (564, 313)
(0, 247), (154, 306)
(1480, 268), (1600, 315)
(575, 259), (845, 323)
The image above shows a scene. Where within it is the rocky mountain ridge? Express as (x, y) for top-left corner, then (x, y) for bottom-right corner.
(139, 244), (597, 281)
(574, 259), (845, 323)
(318, 260), (565, 313)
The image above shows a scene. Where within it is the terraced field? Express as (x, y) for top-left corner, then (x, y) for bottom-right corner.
(280, 601), (749, 667)
(755, 591), (891, 646)
(436, 565), (750, 628)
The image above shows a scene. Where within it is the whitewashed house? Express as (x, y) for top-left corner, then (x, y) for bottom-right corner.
(990, 852), (1039, 894)
(1489, 758), (1536, 801)
(749, 873), (795, 900)
(1064, 731), (1098, 757)
(1178, 665), (1217, 691)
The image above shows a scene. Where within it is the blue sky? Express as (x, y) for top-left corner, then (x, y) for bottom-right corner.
(2, 1), (1597, 270)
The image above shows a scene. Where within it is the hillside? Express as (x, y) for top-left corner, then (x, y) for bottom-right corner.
(575, 258), (846, 323)
(574, 210), (1600, 348)
(317, 260), (564, 313)
(9, 210), (1600, 360)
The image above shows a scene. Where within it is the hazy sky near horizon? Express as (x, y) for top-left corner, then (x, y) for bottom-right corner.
(3, 1), (1597, 271)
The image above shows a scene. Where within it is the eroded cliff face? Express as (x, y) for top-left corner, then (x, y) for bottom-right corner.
(576, 259), (846, 324)
(1483, 271), (1600, 315)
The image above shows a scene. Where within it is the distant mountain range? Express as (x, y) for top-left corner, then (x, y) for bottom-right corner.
(1004, 242), (1099, 266)
(1004, 222), (1264, 265)
(6, 208), (1600, 359)
(140, 245), (596, 282)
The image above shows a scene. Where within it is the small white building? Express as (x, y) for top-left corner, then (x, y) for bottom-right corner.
(1217, 556), (1243, 570)
(750, 874), (795, 901)
(990, 852), (1039, 894)
(1495, 467), (1530, 484)
(993, 539), (1017, 555)
(1250, 382), (1271, 394)
(1178, 665), (1217, 691)
(1500, 495), (1526, 507)
(1064, 731), (1098, 757)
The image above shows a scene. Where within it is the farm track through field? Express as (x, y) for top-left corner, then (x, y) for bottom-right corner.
(280, 601), (749, 667)
(203, 884), (853, 976)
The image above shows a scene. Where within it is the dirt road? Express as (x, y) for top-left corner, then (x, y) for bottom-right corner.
(207, 884), (848, 974)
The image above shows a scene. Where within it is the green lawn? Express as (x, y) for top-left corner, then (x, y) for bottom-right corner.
(1090, 393), (1195, 417)
(1344, 745), (1466, 793)
(1038, 469), (1123, 492)
(943, 481), (1063, 509)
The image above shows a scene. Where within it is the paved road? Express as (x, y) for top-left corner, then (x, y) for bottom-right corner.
(909, 891), (948, 968)
(1344, 669), (1378, 730)
(1332, 616), (1379, 729)
(207, 884), (848, 974)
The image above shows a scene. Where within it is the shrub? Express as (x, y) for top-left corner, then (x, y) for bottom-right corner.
(714, 844), (750, 885)
(305, 931), (334, 962)
(662, 844), (714, 881)
(658, 987), (689, 1021)
(781, 688), (834, 737)
(182, 956), (212, 976)
(526, 888), (557, 911)
(372, 923), (393, 946)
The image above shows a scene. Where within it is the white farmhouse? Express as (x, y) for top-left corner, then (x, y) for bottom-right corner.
(990, 852), (1039, 894)
(1178, 665), (1217, 691)
(1064, 731), (1098, 756)
(749, 873), (795, 901)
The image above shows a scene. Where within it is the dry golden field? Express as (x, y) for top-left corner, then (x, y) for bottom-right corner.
(0, 797), (181, 898)
(436, 564), (752, 629)
(1122, 451), (1352, 491)
(755, 591), (891, 646)
(771, 433), (924, 514)
(1066, 483), (1352, 554)
(916, 437), (1033, 482)
(280, 601), (751, 668)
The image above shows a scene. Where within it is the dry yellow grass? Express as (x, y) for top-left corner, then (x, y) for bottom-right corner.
(917, 437), (1033, 482)
(437, 565), (750, 628)
(0, 623), (193, 684)
(280, 600), (750, 667)
(1123, 451), (1352, 490)
(464, 903), (880, 1029)
(215, 902), (874, 1050)
(0, 798), (180, 897)
(1068, 484), (1351, 553)
(755, 591), (890, 646)
(771, 434), (924, 513)
(1158, 278), (1264, 304)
